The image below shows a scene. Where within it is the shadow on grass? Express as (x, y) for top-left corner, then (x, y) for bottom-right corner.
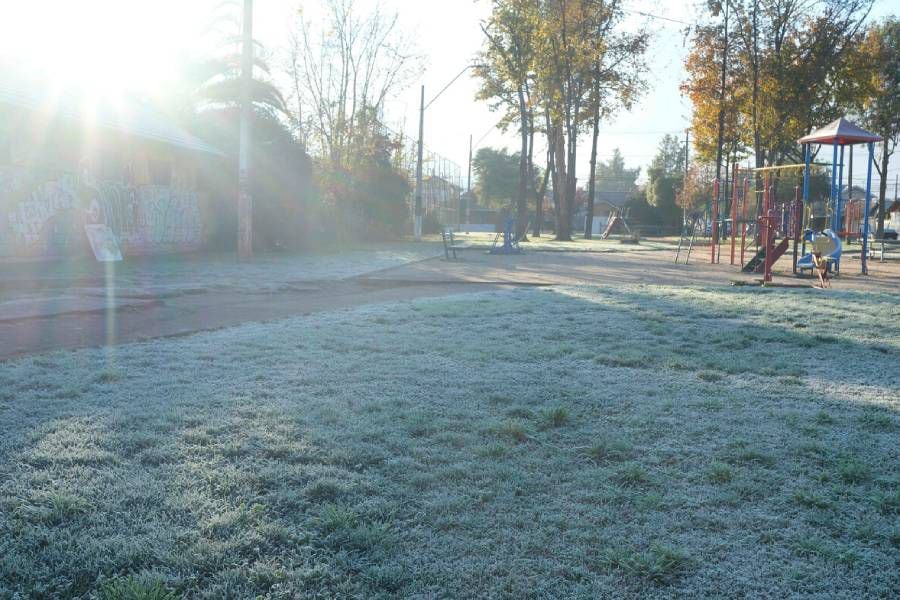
(0, 282), (897, 597)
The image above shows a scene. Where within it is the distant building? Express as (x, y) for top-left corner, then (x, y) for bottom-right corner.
(0, 76), (224, 260)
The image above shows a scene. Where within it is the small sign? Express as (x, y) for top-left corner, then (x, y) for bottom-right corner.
(84, 224), (123, 262)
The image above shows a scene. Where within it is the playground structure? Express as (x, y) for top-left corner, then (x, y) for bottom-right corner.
(799, 118), (880, 276)
(599, 208), (633, 239)
(674, 211), (703, 265)
(694, 118), (881, 283)
(489, 217), (524, 255)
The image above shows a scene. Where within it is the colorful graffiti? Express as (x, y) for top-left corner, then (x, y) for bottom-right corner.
(0, 166), (204, 258)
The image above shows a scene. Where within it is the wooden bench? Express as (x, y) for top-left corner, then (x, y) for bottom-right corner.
(441, 228), (471, 260)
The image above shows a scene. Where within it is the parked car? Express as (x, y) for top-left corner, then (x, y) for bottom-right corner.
(883, 229), (898, 240)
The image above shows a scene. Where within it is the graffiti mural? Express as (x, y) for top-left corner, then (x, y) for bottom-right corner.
(0, 166), (204, 258)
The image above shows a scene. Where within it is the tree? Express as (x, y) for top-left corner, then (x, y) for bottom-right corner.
(287, 0), (419, 169)
(855, 18), (900, 238)
(531, 0), (646, 240)
(593, 148), (640, 194)
(650, 134), (687, 177)
(687, 0), (874, 170)
(646, 135), (687, 228)
(286, 0), (419, 237)
(682, 12), (744, 172)
(677, 163), (716, 211)
(160, 1), (312, 252)
(476, 0), (540, 238)
(582, 2), (648, 238)
(472, 147), (522, 208)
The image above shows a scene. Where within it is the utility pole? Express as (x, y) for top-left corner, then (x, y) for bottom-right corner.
(237, 0), (254, 258)
(412, 65), (475, 241)
(414, 86), (425, 241)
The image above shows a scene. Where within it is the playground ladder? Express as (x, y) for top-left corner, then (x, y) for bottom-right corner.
(675, 220), (699, 265)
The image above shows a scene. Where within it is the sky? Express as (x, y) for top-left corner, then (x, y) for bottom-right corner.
(0, 0), (897, 191)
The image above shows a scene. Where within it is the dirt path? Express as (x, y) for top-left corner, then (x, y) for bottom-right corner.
(0, 279), (514, 361)
(2, 247), (897, 361)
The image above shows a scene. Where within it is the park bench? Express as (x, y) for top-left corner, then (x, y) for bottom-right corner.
(873, 238), (900, 262)
(441, 227), (471, 260)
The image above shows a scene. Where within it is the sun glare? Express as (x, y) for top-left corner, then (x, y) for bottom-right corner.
(0, 1), (202, 100)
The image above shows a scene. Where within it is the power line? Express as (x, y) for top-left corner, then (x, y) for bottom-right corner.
(473, 117), (507, 149)
(424, 64), (475, 111)
(621, 8), (696, 27)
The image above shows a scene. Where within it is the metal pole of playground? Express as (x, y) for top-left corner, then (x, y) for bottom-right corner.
(741, 177), (749, 266)
(711, 178), (720, 264)
(862, 142), (873, 275)
(763, 174), (775, 283)
(792, 185), (801, 274)
(838, 146), (845, 230)
(802, 143), (811, 258)
(730, 169), (738, 265)
(830, 142), (839, 233)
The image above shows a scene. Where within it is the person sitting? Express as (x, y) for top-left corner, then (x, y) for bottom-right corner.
(812, 251), (830, 289)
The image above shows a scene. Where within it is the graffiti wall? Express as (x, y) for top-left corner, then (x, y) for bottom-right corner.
(0, 166), (205, 259)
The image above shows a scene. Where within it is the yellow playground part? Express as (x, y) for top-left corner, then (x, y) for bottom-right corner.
(810, 234), (838, 256)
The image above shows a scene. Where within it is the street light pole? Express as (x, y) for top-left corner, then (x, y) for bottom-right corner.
(414, 86), (425, 240)
(237, 0), (254, 258)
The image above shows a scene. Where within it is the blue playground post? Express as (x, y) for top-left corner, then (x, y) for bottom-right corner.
(837, 145), (845, 232)
(830, 142), (838, 232)
(862, 142), (873, 275)
(802, 144), (811, 204)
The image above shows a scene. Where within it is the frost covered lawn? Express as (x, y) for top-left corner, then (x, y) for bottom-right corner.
(1, 285), (898, 598)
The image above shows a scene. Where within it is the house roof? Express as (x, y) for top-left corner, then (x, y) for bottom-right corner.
(593, 190), (631, 207)
(798, 118), (882, 146)
(0, 76), (224, 156)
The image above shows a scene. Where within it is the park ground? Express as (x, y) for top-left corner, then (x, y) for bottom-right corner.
(1, 236), (898, 598)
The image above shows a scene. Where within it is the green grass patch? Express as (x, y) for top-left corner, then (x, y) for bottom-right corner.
(706, 462), (733, 484)
(597, 545), (690, 584)
(541, 406), (569, 428)
(98, 576), (177, 600)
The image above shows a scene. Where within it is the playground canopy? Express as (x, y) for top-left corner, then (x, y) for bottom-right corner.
(798, 117), (882, 146)
(798, 117), (881, 275)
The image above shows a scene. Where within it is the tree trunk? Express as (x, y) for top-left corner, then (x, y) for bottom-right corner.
(554, 127), (569, 241)
(751, 0), (763, 171)
(534, 141), (551, 238)
(564, 124), (579, 243)
(877, 141), (889, 238)
(714, 3), (729, 184)
(585, 105), (600, 239)
(527, 111), (537, 238)
(516, 87), (529, 239)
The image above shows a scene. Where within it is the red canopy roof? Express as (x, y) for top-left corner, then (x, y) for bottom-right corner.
(798, 118), (882, 145)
